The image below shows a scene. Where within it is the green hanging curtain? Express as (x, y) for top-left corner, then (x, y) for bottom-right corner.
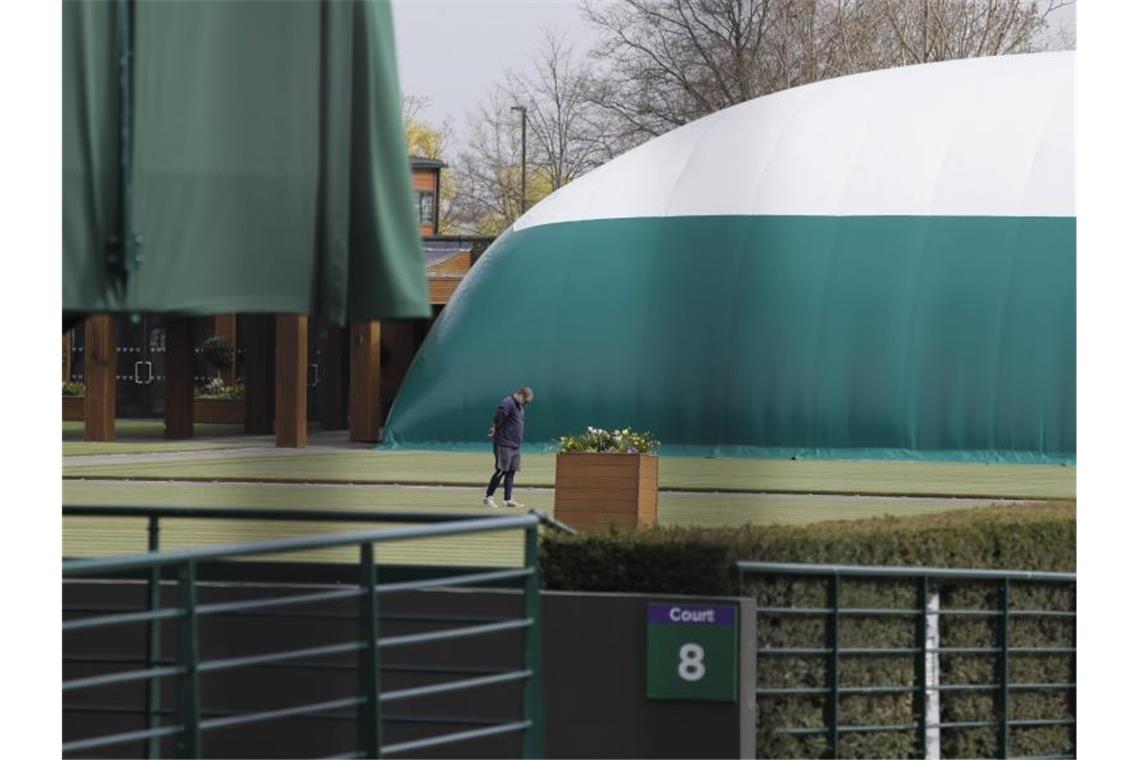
(62, 0), (429, 323)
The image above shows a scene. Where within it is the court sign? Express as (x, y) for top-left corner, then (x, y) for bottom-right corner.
(646, 603), (738, 701)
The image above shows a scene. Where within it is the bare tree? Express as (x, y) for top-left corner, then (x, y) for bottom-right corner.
(581, 0), (1075, 146)
(450, 91), (527, 236)
(401, 94), (431, 135)
(450, 29), (612, 235)
(581, 0), (775, 145)
(872, 0), (1075, 65)
(505, 30), (612, 191)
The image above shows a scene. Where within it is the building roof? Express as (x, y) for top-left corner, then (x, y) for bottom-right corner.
(422, 240), (471, 267)
(410, 155), (447, 169)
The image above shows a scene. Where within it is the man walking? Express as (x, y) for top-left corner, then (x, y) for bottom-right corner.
(484, 387), (534, 508)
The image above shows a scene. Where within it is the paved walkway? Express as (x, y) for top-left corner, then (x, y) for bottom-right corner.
(63, 430), (376, 466)
(64, 477), (1002, 532)
(62, 428), (1076, 502)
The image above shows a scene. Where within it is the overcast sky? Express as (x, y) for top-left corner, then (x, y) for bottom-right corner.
(392, 0), (1076, 143)
(392, 1), (594, 130)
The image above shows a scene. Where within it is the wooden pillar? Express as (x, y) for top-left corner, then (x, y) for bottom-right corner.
(213, 314), (237, 386)
(164, 316), (195, 439)
(244, 314), (276, 434)
(62, 331), (73, 383)
(319, 325), (349, 430)
(84, 314), (116, 441)
(349, 320), (382, 443)
(275, 314), (308, 448)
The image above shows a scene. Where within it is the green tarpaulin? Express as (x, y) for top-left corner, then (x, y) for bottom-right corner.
(63, 0), (428, 323)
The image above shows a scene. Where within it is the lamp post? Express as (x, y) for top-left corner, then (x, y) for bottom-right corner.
(510, 104), (528, 214)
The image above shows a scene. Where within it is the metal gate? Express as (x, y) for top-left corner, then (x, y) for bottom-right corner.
(738, 561), (1076, 759)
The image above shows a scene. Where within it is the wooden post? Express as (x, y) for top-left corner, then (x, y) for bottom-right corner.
(349, 320), (382, 443)
(319, 325), (349, 430)
(84, 314), (116, 441)
(244, 314), (275, 434)
(275, 314), (308, 448)
(62, 331), (73, 383)
(213, 314), (237, 386)
(164, 316), (195, 439)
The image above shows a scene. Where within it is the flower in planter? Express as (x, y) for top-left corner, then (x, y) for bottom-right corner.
(556, 426), (659, 454)
(62, 381), (86, 397)
(194, 378), (246, 400)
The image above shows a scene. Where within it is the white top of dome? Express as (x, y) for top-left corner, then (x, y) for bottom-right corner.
(514, 51), (1073, 232)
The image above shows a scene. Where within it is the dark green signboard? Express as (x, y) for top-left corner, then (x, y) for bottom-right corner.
(646, 603), (738, 701)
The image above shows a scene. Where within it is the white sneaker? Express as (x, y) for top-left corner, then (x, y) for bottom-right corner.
(483, 496), (499, 508)
(504, 499), (524, 509)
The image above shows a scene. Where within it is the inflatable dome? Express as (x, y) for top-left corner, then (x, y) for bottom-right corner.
(383, 52), (1074, 461)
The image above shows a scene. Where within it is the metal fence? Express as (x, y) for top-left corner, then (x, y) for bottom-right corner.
(737, 561), (1076, 760)
(62, 504), (575, 549)
(63, 510), (557, 758)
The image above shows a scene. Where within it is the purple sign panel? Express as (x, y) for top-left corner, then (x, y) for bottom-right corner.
(648, 603), (737, 627)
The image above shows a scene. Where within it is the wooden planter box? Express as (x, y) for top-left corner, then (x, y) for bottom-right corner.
(63, 396), (85, 421)
(554, 453), (658, 533)
(193, 398), (246, 424)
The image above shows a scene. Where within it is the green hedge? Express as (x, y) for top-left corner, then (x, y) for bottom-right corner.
(541, 503), (1076, 759)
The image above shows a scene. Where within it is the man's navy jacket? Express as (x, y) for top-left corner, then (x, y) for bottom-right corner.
(492, 395), (525, 448)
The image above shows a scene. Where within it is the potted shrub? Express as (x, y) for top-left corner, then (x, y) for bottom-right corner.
(554, 427), (660, 533)
(62, 381), (85, 422)
(194, 336), (245, 424)
(202, 335), (235, 380)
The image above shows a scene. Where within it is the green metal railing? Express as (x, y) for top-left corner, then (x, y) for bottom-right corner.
(737, 561), (1076, 760)
(63, 512), (553, 758)
(63, 504), (575, 537)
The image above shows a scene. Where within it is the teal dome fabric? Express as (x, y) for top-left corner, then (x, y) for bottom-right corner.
(383, 53), (1074, 462)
